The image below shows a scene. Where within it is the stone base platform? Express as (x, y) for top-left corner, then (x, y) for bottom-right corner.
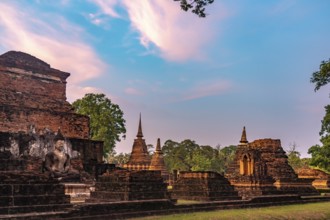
(0, 171), (72, 215)
(171, 171), (241, 201)
(2, 195), (330, 219)
(88, 169), (169, 202)
(274, 178), (320, 196)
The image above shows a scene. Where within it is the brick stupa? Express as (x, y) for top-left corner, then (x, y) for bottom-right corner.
(123, 114), (151, 170)
(149, 138), (169, 181)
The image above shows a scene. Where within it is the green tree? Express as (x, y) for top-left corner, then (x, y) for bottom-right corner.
(107, 152), (130, 165)
(72, 93), (126, 156)
(286, 143), (310, 170)
(309, 59), (330, 172)
(217, 145), (237, 174)
(162, 139), (235, 173)
(310, 59), (330, 91)
(174, 0), (215, 17)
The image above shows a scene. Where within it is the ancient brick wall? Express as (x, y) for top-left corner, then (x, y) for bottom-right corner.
(0, 51), (90, 139)
(249, 139), (298, 180)
(171, 171), (241, 201)
(0, 66), (67, 102)
(89, 169), (169, 202)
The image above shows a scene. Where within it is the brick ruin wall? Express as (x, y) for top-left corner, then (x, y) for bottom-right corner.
(0, 51), (103, 172)
(0, 65), (89, 139)
(249, 139), (298, 180)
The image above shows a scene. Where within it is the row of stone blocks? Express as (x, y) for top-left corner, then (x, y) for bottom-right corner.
(88, 169), (169, 202)
(0, 171), (72, 215)
(171, 171), (242, 201)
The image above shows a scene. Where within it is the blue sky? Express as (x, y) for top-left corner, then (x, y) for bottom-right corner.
(0, 0), (329, 157)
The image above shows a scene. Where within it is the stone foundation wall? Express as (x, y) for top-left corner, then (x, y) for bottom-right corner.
(89, 169), (168, 202)
(171, 171), (241, 201)
(0, 172), (71, 215)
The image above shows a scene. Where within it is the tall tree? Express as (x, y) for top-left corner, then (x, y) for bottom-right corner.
(72, 93), (126, 156)
(174, 0), (215, 17)
(309, 59), (330, 172)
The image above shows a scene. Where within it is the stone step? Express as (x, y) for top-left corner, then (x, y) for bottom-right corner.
(0, 203), (73, 215)
(0, 210), (69, 219)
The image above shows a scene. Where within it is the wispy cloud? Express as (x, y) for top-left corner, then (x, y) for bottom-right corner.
(182, 80), (232, 101)
(91, 0), (121, 18)
(124, 87), (144, 96)
(0, 2), (107, 101)
(91, 1), (227, 62)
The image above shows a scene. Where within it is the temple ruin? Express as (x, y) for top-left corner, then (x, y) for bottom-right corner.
(0, 51), (103, 171)
(1, 50), (330, 218)
(225, 127), (319, 199)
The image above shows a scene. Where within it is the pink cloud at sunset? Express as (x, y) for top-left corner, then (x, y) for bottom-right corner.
(92, 1), (227, 61)
(0, 2), (107, 100)
(183, 80), (232, 101)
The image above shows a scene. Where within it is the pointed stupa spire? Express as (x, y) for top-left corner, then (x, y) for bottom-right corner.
(136, 113), (143, 138)
(155, 138), (161, 152)
(239, 126), (248, 145)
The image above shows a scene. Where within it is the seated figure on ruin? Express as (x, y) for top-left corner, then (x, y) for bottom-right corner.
(44, 131), (80, 182)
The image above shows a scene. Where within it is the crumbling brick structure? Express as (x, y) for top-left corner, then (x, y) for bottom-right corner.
(296, 168), (330, 190)
(88, 169), (169, 202)
(0, 51), (103, 170)
(171, 171), (241, 201)
(225, 127), (318, 199)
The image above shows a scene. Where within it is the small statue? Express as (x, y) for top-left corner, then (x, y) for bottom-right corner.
(44, 130), (80, 182)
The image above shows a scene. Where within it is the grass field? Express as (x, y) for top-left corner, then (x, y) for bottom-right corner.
(132, 201), (330, 220)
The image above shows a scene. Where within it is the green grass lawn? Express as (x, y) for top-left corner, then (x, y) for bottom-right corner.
(132, 201), (330, 220)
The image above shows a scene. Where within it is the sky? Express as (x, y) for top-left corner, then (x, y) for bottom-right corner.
(0, 0), (329, 157)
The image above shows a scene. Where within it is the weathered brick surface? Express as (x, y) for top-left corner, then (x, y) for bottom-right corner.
(296, 168), (330, 189)
(88, 169), (169, 202)
(0, 51), (90, 139)
(171, 171), (241, 201)
(226, 138), (319, 199)
(0, 172), (72, 214)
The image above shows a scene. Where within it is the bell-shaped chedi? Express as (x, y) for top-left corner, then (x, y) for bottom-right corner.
(149, 138), (169, 180)
(123, 114), (151, 170)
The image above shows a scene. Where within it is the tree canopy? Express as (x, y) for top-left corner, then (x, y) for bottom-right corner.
(310, 59), (330, 92)
(308, 59), (330, 172)
(72, 93), (126, 156)
(174, 0), (215, 17)
(286, 143), (310, 171)
(162, 139), (236, 173)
